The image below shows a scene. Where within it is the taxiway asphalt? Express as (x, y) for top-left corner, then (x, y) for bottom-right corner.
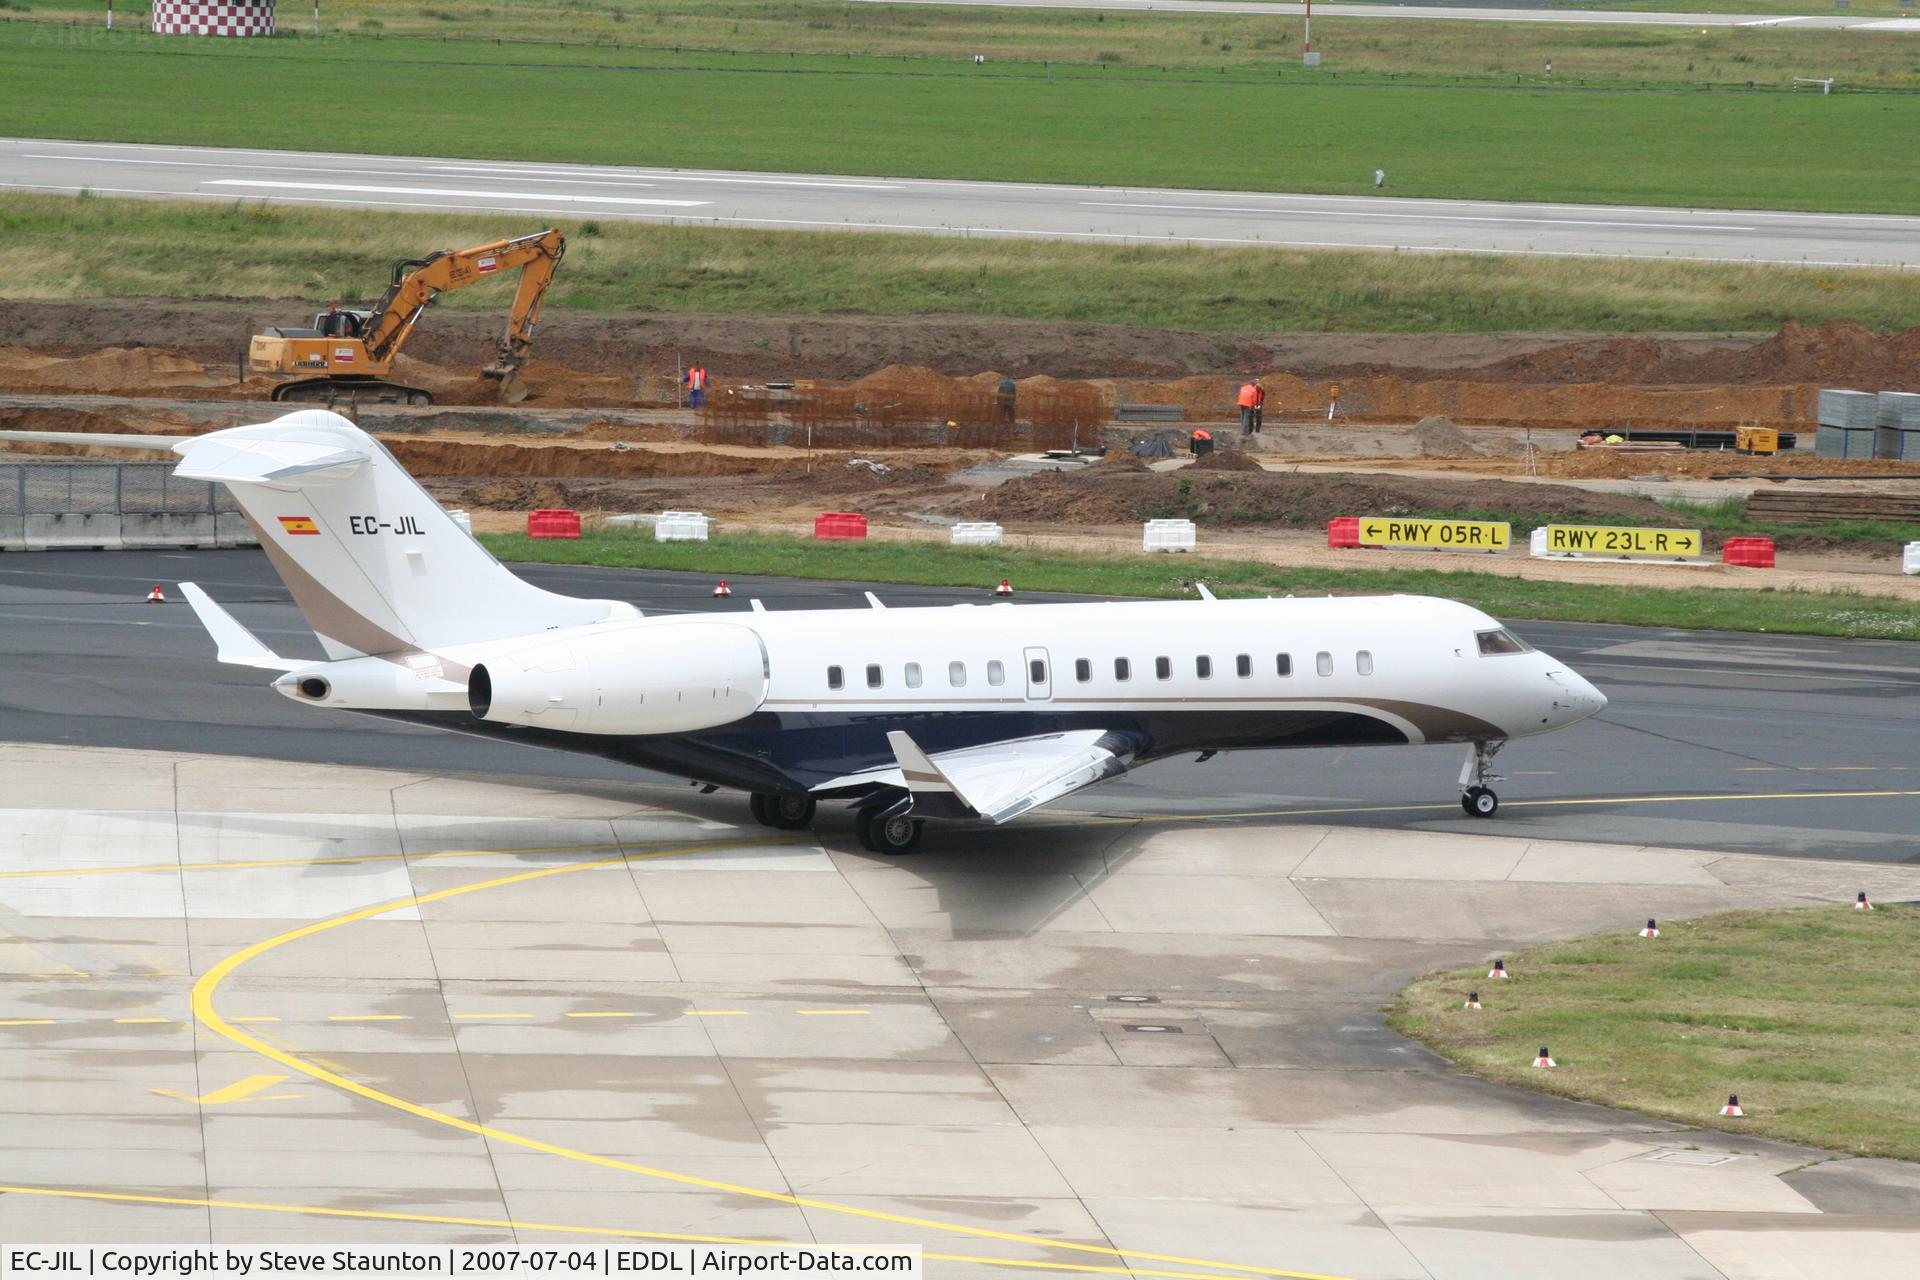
(6, 138), (1918, 268)
(1, 548), (1914, 862)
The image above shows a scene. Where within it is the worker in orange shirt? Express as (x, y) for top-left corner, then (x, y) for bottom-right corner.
(1236, 378), (1262, 435)
(1251, 379), (1266, 433)
(684, 363), (708, 410)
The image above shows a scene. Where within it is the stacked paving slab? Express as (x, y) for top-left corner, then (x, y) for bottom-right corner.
(1816, 389), (1878, 458)
(1875, 392), (1920, 462)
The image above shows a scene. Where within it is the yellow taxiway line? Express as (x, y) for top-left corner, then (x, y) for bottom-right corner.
(186, 838), (1351, 1280)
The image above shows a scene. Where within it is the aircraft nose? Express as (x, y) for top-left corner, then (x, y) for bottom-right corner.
(1549, 668), (1607, 724)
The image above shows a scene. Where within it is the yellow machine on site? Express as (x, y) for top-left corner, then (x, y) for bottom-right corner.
(248, 228), (566, 406)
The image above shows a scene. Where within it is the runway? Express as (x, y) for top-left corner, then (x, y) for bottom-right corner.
(1, 548), (1915, 861)
(7, 137), (1920, 268)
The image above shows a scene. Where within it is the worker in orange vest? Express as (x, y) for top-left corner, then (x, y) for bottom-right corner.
(1236, 378), (1263, 435)
(684, 363), (708, 410)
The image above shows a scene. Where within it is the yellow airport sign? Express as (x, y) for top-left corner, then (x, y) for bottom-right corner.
(1357, 517), (1510, 550)
(1543, 524), (1702, 558)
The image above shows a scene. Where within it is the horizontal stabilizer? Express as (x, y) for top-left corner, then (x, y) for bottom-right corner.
(180, 582), (300, 672)
(172, 422), (369, 488)
(0, 430), (187, 453)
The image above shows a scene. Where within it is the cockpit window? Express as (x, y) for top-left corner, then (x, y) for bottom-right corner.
(1476, 628), (1533, 656)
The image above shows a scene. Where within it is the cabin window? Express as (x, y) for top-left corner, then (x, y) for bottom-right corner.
(1315, 651), (1333, 677)
(1075, 658), (1091, 683)
(905, 662), (923, 689)
(1276, 653), (1292, 677)
(1155, 656), (1171, 680)
(866, 663), (883, 689)
(1114, 657), (1131, 682)
(1195, 655), (1213, 679)
(827, 665), (844, 690)
(1357, 650), (1374, 676)
(1030, 658), (1047, 684)
(987, 659), (1006, 687)
(1236, 654), (1252, 678)
(948, 660), (967, 688)
(1476, 628), (1532, 656)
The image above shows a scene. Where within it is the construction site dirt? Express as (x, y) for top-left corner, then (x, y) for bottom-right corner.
(3, 306), (1917, 585)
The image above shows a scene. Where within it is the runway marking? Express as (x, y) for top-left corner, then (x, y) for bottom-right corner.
(191, 839), (1344, 1280)
(0, 1019), (55, 1026)
(0, 1184), (1277, 1280)
(153, 1074), (303, 1106)
(206, 179), (709, 208)
(429, 163), (904, 191)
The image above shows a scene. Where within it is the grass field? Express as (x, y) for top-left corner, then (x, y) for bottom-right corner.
(1, 18), (1915, 211)
(14, 1), (1920, 80)
(1392, 905), (1920, 1161)
(12, 193), (1920, 333)
(476, 528), (1920, 639)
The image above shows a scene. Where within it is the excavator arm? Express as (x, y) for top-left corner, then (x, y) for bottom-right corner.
(360, 228), (566, 400)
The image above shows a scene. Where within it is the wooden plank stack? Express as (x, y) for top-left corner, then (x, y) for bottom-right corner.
(1747, 490), (1920, 525)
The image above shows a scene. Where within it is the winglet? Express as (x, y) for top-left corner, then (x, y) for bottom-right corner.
(1193, 582), (1217, 601)
(885, 730), (979, 820)
(179, 583), (300, 671)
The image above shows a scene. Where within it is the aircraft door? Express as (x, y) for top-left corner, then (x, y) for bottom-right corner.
(1023, 646), (1052, 702)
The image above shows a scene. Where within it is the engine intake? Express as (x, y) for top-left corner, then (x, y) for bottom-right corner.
(468, 621), (766, 736)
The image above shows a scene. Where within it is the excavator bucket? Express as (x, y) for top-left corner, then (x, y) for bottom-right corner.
(494, 369), (530, 405)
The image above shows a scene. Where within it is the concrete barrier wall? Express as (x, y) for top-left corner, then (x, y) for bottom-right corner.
(4, 513), (259, 551)
(25, 514), (122, 549)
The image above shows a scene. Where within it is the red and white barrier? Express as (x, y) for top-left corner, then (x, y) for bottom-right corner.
(1720, 1094), (1745, 1118)
(1488, 959), (1508, 979)
(1640, 919), (1660, 938)
(152, 0), (276, 36)
(1533, 1047), (1556, 1069)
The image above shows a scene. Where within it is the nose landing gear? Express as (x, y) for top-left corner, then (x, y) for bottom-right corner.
(1460, 740), (1505, 818)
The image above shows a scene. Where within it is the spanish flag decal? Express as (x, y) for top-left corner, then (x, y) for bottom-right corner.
(278, 516), (320, 536)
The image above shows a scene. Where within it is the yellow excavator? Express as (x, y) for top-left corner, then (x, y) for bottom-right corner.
(248, 228), (566, 406)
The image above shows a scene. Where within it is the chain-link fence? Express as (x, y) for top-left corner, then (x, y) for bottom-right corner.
(0, 463), (240, 516)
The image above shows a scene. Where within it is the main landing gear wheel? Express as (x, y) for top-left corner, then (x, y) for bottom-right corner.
(1462, 787), (1499, 818)
(855, 800), (922, 856)
(752, 792), (816, 830)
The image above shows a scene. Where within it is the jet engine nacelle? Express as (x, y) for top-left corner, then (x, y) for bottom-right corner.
(468, 621), (768, 736)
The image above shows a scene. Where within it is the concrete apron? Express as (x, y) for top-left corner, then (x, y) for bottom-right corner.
(0, 741), (1915, 1278)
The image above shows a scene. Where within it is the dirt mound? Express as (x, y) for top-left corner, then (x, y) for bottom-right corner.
(1189, 448), (1265, 472)
(982, 468), (1691, 530)
(457, 479), (586, 509)
(1468, 323), (1920, 390)
(1411, 415), (1480, 458)
(0, 346), (230, 394)
(854, 364), (959, 394)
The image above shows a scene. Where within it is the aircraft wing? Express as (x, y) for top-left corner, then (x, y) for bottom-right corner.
(858, 729), (1135, 824)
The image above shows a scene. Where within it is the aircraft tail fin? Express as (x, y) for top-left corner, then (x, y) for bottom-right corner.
(173, 410), (632, 660)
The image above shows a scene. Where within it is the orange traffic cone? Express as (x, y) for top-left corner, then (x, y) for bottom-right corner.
(713, 580), (732, 598)
(994, 578), (1014, 596)
(146, 585), (166, 604)
(1720, 1094), (1745, 1118)
(1533, 1047), (1556, 1069)
(1640, 918), (1660, 938)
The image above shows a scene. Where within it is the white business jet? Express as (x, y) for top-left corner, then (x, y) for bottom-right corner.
(6, 411), (1605, 854)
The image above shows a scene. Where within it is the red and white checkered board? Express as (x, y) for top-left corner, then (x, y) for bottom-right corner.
(152, 1), (276, 37)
